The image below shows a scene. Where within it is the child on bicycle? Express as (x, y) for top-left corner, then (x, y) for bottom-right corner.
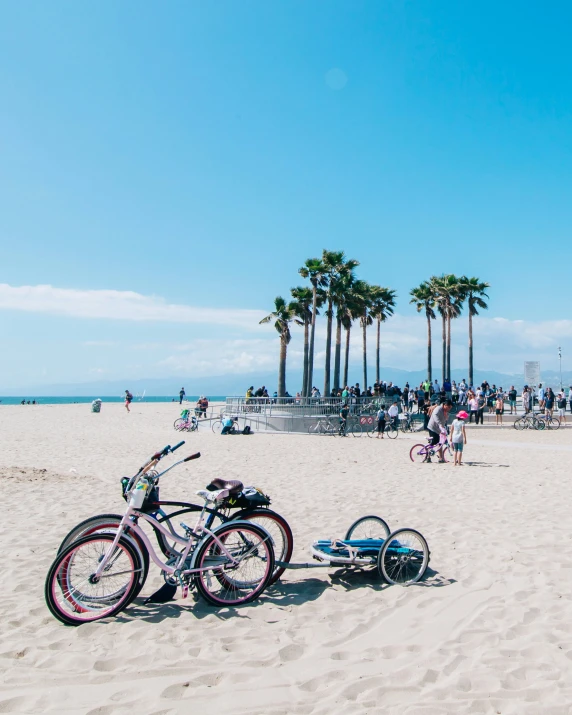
(450, 410), (468, 466)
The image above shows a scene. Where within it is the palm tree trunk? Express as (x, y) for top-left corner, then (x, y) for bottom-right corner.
(278, 338), (287, 397)
(376, 318), (380, 383)
(343, 326), (351, 387)
(446, 313), (452, 381)
(426, 312), (432, 382)
(333, 316), (342, 393)
(307, 285), (317, 396)
(323, 298), (333, 397)
(441, 313), (446, 385)
(468, 308), (474, 387)
(302, 320), (309, 397)
(362, 317), (368, 389)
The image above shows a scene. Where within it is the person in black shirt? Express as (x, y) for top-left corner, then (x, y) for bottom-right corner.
(508, 386), (517, 414)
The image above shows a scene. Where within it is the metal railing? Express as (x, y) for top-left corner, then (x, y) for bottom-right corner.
(224, 395), (407, 418)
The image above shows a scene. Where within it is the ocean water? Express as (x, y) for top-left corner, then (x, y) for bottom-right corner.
(0, 396), (227, 406)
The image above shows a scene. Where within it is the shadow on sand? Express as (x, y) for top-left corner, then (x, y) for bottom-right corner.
(120, 566), (454, 625)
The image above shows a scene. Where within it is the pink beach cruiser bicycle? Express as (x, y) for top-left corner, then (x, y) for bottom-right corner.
(44, 444), (276, 625)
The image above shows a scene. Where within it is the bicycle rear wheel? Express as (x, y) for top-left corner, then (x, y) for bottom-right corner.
(173, 418), (186, 431)
(45, 534), (142, 625)
(232, 508), (293, 585)
(409, 444), (428, 463)
(192, 522), (274, 606)
(212, 420), (222, 434)
(514, 417), (526, 431)
(548, 417), (560, 430)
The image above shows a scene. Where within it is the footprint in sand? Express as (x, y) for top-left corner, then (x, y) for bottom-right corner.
(278, 644), (304, 662)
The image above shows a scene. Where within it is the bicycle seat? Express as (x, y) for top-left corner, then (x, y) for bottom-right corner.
(206, 478), (244, 496)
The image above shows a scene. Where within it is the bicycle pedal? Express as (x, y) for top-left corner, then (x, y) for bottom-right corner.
(182, 584), (189, 599)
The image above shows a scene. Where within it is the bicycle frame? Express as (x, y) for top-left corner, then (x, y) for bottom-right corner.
(93, 503), (260, 580)
(94, 456), (270, 580)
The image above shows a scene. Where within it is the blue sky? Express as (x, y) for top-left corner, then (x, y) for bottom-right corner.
(1, 1), (571, 388)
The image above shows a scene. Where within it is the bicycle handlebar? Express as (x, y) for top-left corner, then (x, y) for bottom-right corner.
(184, 452), (201, 462)
(171, 441), (185, 453)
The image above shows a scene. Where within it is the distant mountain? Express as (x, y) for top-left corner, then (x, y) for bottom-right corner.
(3, 366), (570, 397)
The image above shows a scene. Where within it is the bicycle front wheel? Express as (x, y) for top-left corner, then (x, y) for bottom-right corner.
(173, 418), (186, 431)
(45, 534), (142, 626)
(409, 444), (428, 463)
(385, 424), (399, 439)
(350, 422), (363, 437)
(56, 513), (149, 597)
(192, 522), (275, 606)
(514, 417), (526, 431)
(548, 418), (560, 430)
(212, 420), (222, 434)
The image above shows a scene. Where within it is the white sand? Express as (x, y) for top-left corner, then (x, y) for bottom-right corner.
(0, 403), (571, 714)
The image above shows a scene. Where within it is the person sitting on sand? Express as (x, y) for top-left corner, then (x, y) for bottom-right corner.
(198, 396), (209, 417)
(450, 410), (468, 466)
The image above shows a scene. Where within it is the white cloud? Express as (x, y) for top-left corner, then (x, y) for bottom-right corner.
(158, 338), (280, 376)
(0, 284), (266, 329)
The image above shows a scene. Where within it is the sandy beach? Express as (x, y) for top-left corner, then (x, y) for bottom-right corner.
(1, 402), (571, 714)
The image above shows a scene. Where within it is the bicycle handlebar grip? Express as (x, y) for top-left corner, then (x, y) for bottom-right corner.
(171, 441), (185, 452)
(151, 445), (171, 459)
(184, 452), (201, 462)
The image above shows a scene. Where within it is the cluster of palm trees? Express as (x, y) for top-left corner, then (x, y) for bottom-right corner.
(260, 250), (396, 397)
(409, 275), (489, 388)
(261, 252), (489, 398)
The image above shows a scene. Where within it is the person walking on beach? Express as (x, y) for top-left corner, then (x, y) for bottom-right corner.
(508, 386), (517, 414)
(468, 392), (478, 424)
(450, 410), (468, 466)
(545, 387), (555, 418)
(537, 384), (545, 412)
(495, 393), (504, 425)
(557, 390), (567, 426)
(124, 390), (133, 413)
(476, 392), (485, 425)
(339, 403), (349, 436)
(388, 401), (399, 429)
(522, 386), (531, 414)
(179, 387), (186, 405)
(427, 400), (453, 463)
(376, 405), (386, 438)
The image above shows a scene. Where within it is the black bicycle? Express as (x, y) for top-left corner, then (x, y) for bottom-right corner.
(57, 443), (293, 586)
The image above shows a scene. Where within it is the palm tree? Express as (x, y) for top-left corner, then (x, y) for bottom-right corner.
(320, 250), (359, 397)
(410, 281), (437, 382)
(458, 276), (490, 386)
(290, 286), (321, 398)
(341, 289), (362, 389)
(332, 274), (354, 393)
(259, 296), (295, 398)
(298, 258), (326, 396)
(432, 274), (461, 382)
(370, 286), (397, 384)
(351, 280), (373, 390)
